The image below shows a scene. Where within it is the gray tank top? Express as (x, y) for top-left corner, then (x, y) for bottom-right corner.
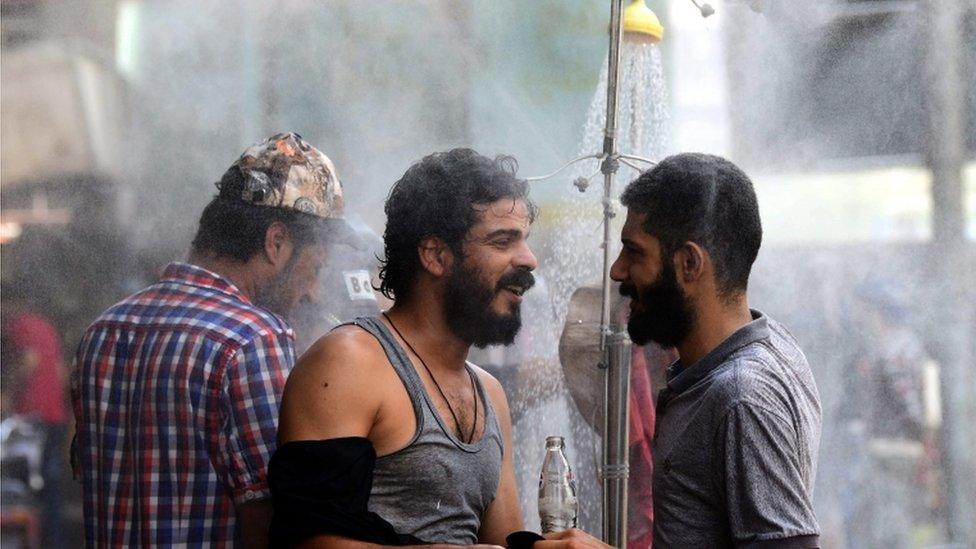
(348, 316), (504, 544)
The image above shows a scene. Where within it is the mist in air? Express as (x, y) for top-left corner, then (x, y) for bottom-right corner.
(1, 1), (974, 546)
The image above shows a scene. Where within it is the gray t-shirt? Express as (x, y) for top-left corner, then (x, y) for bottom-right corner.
(653, 310), (822, 548)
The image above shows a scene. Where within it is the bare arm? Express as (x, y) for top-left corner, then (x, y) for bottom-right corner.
(296, 535), (502, 549)
(278, 327), (385, 444)
(237, 500), (273, 549)
(477, 369), (524, 544)
(278, 330), (503, 549)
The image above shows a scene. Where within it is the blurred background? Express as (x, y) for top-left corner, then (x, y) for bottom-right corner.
(1, 0), (974, 547)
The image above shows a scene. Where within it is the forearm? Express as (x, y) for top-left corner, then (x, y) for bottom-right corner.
(297, 534), (499, 549)
(237, 500), (272, 549)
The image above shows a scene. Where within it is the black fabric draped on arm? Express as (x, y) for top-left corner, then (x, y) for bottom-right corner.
(268, 437), (426, 547)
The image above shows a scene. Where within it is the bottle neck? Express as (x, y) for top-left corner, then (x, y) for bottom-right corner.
(545, 436), (565, 451)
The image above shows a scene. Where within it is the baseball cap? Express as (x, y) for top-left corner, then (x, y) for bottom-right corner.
(218, 132), (344, 218)
(217, 132), (364, 247)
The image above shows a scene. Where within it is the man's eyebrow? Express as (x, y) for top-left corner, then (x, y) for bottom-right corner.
(481, 228), (525, 241)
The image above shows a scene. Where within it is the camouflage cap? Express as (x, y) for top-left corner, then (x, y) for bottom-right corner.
(219, 132), (344, 219)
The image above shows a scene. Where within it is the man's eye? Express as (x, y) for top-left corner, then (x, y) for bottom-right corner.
(492, 239), (512, 247)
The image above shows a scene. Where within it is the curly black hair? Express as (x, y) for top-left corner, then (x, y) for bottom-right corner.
(379, 148), (537, 301)
(620, 152), (762, 296)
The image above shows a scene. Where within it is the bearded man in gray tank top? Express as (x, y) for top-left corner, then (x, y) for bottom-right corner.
(611, 153), (823, 548)
(272, 149), (537, 548)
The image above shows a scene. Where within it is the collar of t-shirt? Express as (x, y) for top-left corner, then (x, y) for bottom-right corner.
(665, 309), (771, 396)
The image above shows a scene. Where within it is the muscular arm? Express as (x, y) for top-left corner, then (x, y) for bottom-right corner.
(477, 369), (524, 544)
(278, 327), (385, 444)
(278, 330), (503, 549)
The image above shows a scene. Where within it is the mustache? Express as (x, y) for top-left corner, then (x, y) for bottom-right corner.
(496, 268), (536, 293)
(619, 282), (639, 300)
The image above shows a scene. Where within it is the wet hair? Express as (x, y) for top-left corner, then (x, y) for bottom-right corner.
(379, 148), (537, 301)
(621, 152), (762, 296)
(191, 167), (326, 262)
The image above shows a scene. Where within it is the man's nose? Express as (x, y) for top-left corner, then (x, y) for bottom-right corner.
(515, 242), (539, 271)
(609, 251), (626, 282)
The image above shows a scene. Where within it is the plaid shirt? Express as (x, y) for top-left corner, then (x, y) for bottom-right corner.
(72, 262), (295, 548)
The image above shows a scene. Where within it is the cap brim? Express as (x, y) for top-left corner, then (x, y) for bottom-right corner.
(319, 218), (368, 251)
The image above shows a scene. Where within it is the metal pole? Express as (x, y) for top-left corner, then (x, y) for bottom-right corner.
(924, 0), (975, 544)
(599, 0), (624, 355)
(602, 332), (632, 546)
(600, 0), (629, 545)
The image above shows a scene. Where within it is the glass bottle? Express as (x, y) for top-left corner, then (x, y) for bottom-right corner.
(538, 435), (578, 533)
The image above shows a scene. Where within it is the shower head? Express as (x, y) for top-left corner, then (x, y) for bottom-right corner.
(623, 0), (664, 43)
(690, 0), (716, 18)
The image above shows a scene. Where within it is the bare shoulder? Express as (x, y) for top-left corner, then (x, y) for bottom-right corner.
(293, 325), (388, 375)
(279, 325), (392, 443)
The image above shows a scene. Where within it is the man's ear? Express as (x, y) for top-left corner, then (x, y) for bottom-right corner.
(264, 221), (293, 267)
(674, 241), (707, 284)
(418, 237), (453, 278)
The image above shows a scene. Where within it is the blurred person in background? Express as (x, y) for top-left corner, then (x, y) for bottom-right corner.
(1, 281), (69, 547)
(610, 153), (822, 547)
(289, 214), (383, 355)
(272, 149), (536, 547)
(71, 133), (357, 548)
(837, 280), (941, 549)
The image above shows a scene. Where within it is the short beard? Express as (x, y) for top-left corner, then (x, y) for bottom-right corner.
(443, 261), (534, 349)
(620, 259), (696, 348)
(254, 251), (300, 318)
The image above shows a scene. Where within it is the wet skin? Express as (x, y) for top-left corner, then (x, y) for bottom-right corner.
(610, 210), (665, 314)
(461, 198), (539, 314)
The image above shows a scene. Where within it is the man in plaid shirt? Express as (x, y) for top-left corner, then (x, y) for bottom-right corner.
(72, 133), (358, 548)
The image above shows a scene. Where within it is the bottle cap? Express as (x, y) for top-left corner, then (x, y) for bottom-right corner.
(545, 436), (565, 448)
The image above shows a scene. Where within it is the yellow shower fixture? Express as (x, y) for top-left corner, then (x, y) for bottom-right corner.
(622, 0), (664, 43)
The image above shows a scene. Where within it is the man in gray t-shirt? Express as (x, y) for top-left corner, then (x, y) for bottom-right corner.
(609, 153), (822, 547)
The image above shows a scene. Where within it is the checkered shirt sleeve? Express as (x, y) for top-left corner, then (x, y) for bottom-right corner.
(215, 331), (295, 505)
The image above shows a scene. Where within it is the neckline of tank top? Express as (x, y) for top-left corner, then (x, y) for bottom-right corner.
(372, 314), (497, 451)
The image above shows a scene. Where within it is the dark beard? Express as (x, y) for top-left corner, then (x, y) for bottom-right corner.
(619, 260), (695, 348)
(254, 251), (300, 318)
(443, 262), (535, 348)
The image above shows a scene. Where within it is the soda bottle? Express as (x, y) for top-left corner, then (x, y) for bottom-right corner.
(538, 435), (578, 533)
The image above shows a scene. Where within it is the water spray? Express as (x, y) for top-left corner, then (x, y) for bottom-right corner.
(526, 0), (715, 542)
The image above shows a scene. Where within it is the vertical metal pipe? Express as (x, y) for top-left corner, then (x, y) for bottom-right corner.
(602, 331), (632, 546)
(600, 0), (628, 545)
(599, 0), (624, 354)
